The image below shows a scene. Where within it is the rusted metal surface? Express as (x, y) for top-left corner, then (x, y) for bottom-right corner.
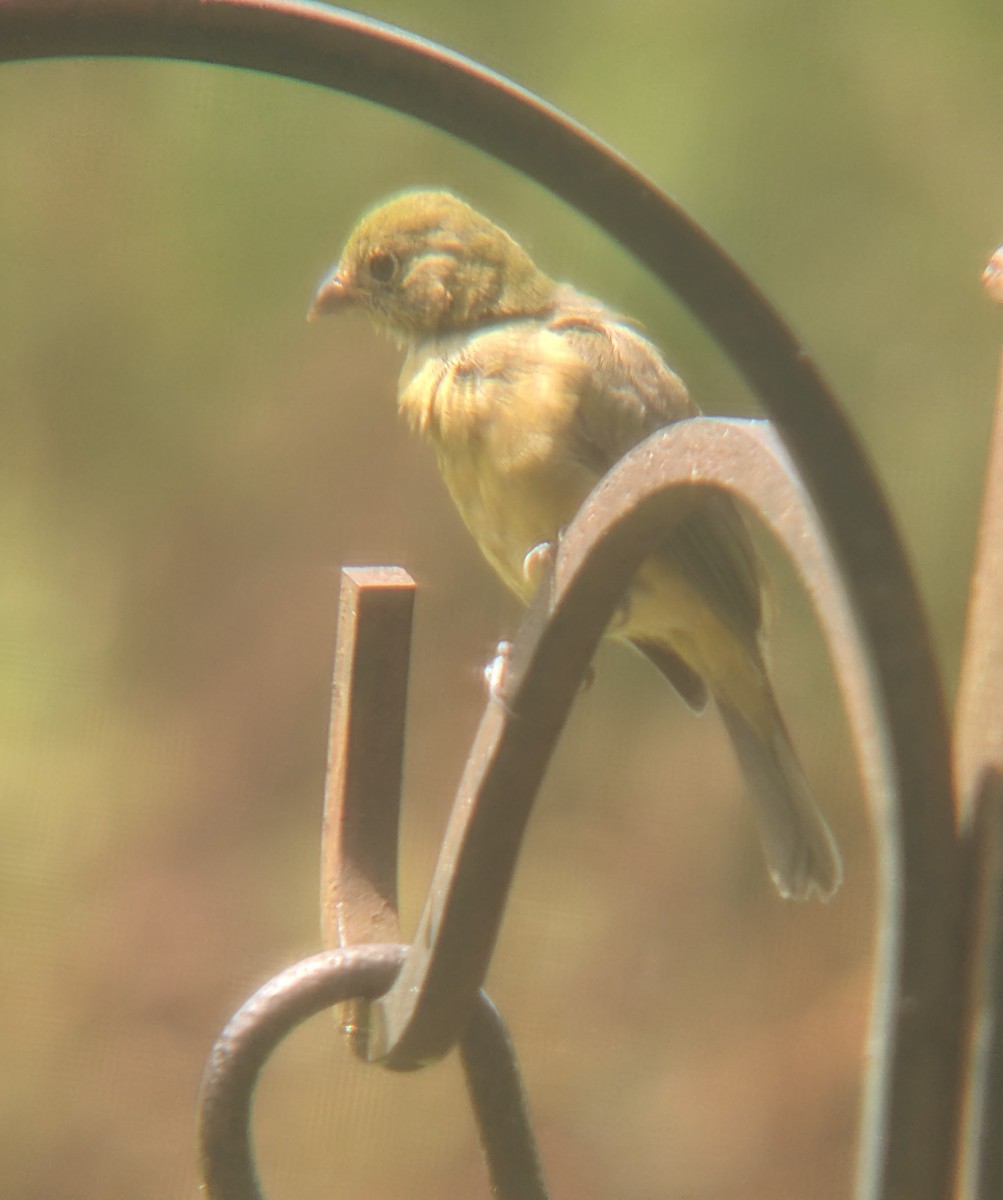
(954, 264), (1003, 1200)
(197, 944), (549, 1200)
(319, 566), (413, 1052)
(956, 778), (1003, 1200)
(198, 945), (406, 1200)
(366, 419), (873, 1070)
(321, 567), (413, 953)
(460, 991), (550, 1200)
(955, 345), (1003, 814)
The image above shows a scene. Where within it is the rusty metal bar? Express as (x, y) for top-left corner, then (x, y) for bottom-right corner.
(320, 566), (413, 1055)
(460, 991), (550, 1200)
(321, 566), (414, 953)
(956, 777), (1003, 1200)
(953, 265), (1003, 1200)
(954, 350), (1003, 818)
(197, 945), (548, 1200)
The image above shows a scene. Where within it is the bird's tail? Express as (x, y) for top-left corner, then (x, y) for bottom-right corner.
(716, 691), (842, 901)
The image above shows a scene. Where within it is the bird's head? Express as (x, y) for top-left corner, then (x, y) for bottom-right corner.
(309, 190), (557, 342)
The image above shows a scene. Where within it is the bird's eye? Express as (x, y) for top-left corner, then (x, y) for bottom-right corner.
(366, 251), (398, 283)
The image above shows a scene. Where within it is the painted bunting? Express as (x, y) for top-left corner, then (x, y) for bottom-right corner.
(311, 190), (841, 901)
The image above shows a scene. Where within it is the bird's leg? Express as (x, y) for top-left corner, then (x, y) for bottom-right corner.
(608, 590), (632, 633)
(483, 536), (558, 704)
(522, 538), (603, 692)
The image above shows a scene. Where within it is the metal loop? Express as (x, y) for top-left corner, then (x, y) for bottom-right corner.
(197, 945), (548, 1200)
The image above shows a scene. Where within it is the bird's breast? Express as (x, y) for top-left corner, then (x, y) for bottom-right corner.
(398, 325), (599, 596)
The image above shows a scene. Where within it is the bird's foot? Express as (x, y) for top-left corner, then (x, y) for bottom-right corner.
(483, 639), (513, 701)
(608, 594), (632, 633)
(522, 540), (556, 590)
(484, 637), (592, 701)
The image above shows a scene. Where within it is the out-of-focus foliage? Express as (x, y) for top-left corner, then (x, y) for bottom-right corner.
(1, 2), (1001, 1197)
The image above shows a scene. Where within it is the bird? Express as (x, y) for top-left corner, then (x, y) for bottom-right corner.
(310, 189), (841, 901)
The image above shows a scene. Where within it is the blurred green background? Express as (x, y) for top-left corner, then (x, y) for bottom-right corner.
(1, 1), (1001, 1197)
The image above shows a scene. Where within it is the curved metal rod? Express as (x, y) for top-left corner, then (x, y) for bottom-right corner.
(459, 990), (550, 1200)
(198, 944), (548, 1200)
(368, 417), (948, 1200)
(0, 4), (960, 1197)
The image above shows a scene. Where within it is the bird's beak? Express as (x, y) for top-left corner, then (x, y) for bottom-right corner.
(308, 271), (355, 321)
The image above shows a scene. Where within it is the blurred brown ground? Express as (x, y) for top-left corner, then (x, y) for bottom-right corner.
(1, 2), (1002, 1197)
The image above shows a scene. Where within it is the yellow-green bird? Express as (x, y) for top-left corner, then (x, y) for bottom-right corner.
(311, 189), (841, 901)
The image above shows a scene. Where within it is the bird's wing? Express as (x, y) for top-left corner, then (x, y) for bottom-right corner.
(550, 299), (764, 643)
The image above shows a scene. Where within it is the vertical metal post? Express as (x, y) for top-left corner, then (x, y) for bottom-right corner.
(321, 566), (415, 952)
(954, 248), (1003, 1194)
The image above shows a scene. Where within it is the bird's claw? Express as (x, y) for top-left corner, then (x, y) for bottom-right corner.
(609, 594), (632, 633)
(522, 540), (556, 589)
(483, 640), (513, 701)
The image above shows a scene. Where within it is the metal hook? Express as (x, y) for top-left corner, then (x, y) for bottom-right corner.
(197, 946), (548, 1200)
(315, 565), (550, 1197)
(362, 416), (954, 1200)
